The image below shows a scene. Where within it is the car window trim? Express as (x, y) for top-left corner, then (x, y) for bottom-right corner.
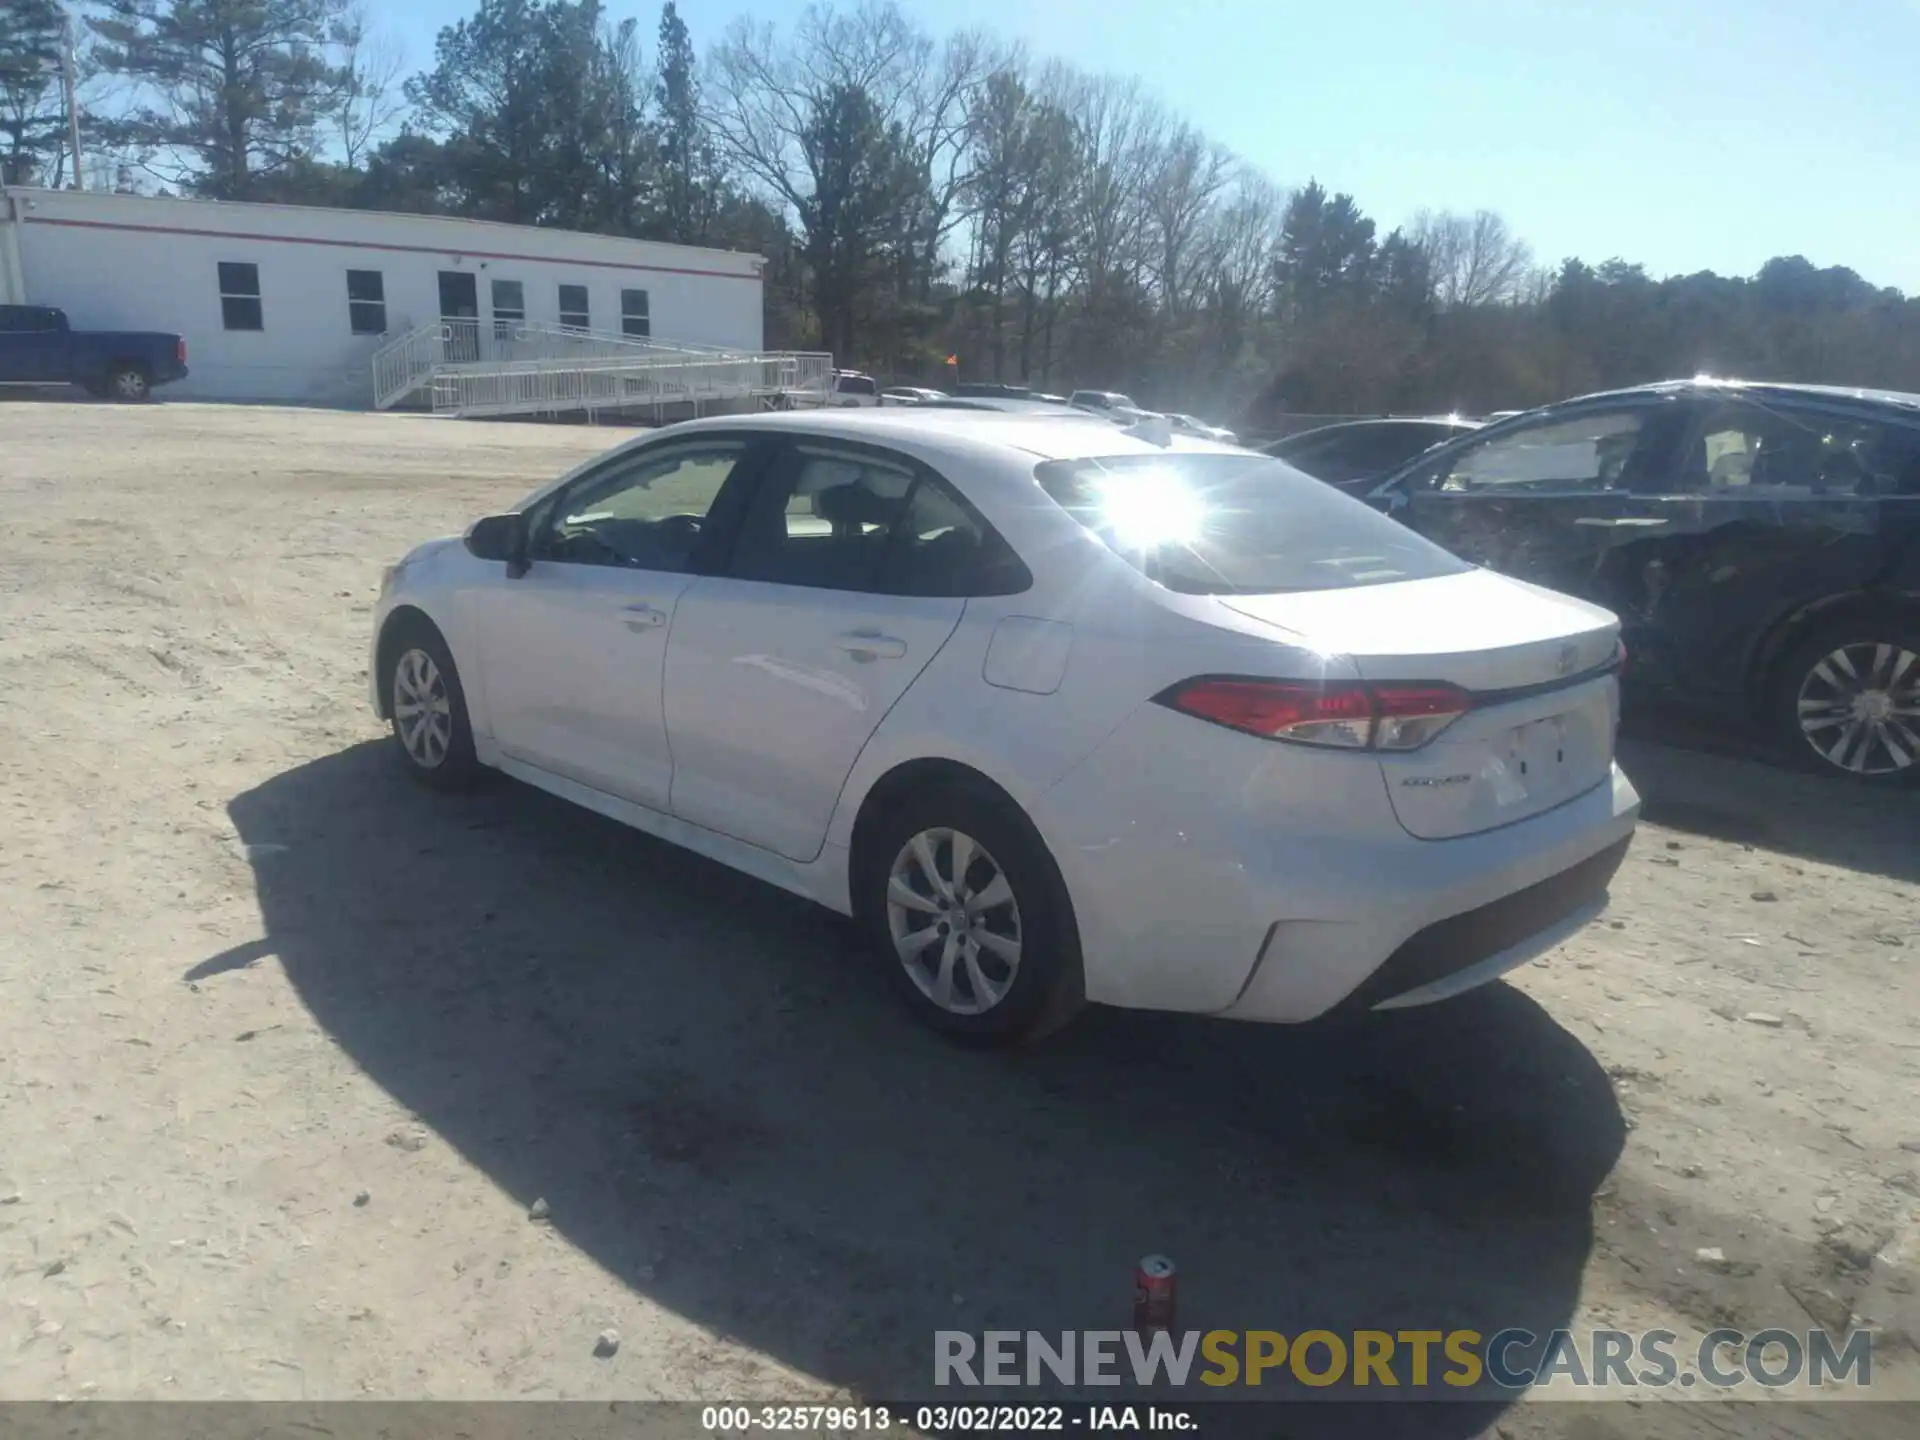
(523, 432), (775, 575)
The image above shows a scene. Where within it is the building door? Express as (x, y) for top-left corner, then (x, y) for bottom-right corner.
(437, 271), (479, 363)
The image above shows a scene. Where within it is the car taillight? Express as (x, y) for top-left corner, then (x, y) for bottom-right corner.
(1156, 677), (1471, 751)
(177, 339), (187, 364)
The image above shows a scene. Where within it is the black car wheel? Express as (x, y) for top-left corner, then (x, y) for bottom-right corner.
(1771, 621), (1920, 784)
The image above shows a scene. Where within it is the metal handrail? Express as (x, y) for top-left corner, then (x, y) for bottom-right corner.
(370, 321), (447, 410)
(371, 316), (831, 416)
(430, 350), (834, 420)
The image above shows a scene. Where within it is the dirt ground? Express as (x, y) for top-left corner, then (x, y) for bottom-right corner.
(2, 401), (1917, 1436)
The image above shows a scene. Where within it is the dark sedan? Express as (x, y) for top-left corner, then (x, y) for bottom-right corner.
(1265, 416), (1482, 491)
(1365, 380), (1920, 784)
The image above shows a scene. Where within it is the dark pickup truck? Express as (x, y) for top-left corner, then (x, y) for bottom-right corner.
(0, 304), (188, 400)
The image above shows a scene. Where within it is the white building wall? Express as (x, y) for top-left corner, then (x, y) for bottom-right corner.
(2, 187), (765, 406)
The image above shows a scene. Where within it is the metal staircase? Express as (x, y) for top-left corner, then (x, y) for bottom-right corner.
(371, 320), (834, 420)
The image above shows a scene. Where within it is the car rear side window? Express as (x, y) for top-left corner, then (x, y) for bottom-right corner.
(0, 306), (58, 332)
(729, 444), (1031, 596)
(1278, 425), (1453, 483)
(1035, 453), (1473, 595)
(1683, 400), (1920, 497)
(878, 475), (1031, 597)
(729, 447), (914, 591)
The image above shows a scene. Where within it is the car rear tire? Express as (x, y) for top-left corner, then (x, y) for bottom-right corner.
(855, 782), (1084, 1046)
(1769, 619), (1920, 785)
(105, 364), (151, 402)
(383, 619), (481, 791)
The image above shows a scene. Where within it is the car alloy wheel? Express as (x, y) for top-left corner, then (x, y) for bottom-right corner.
(885, 827), (1023, 1016)
(112, 368), (150, 401)
(1794, 641), (1920, 777)
(393, 646), (454, 769)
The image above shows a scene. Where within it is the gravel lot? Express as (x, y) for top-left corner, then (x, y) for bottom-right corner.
(2, 401), (1917, 1436)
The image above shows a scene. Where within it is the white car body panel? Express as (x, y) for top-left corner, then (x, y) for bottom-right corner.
(372, 409), (1641, 1025)
(662, 577), (965, 862)
(473, 561), (693, 809)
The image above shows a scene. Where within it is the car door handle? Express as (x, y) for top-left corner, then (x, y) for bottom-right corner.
(620, 604), (668, 631)
(1574, 517), (1669, 528)
(832, 631), (907, 661)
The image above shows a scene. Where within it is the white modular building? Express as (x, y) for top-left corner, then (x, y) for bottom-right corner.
(0, 185), (768, 409)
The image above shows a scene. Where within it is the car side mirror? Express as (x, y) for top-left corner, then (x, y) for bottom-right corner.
(465, 513), (529, 576)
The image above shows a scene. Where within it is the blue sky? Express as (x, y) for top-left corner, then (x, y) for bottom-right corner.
(387, 0), (1920, 294)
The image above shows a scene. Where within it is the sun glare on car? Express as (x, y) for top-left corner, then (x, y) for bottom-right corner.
(1096, 468), (1208, 550)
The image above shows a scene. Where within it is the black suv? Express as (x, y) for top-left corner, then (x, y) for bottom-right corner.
(1367, 380), (1920, 784)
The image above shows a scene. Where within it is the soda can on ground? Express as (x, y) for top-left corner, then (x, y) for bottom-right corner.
(1133, 1254), (1177, 1333)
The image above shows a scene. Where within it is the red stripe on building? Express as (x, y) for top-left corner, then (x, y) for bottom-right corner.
(27, 215), (760, 282)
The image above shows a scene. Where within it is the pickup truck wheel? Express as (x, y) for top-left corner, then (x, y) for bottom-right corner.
(106, 365), (151, 402)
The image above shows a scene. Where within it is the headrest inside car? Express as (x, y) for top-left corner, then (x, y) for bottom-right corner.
(814, 482), (905, 528)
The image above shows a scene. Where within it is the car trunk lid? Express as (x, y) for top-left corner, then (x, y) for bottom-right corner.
(1218, 569), (1621, 838)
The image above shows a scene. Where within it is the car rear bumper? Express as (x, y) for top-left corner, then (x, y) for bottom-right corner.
(1214, 769), (1638, 1022)
(1033, 702), (1641, 1022)
(1324, 833), (1629, 1015)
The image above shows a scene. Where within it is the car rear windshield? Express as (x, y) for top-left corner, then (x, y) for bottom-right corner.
(1033, 453), (1473, 594)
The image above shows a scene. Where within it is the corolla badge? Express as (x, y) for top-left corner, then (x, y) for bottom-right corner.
(1401, 774), (1472, 787)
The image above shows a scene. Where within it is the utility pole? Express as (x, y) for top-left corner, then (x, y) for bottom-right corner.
(60, 8), (85, 191)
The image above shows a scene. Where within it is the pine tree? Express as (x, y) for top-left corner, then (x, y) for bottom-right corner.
(653, 1), (716, 242)
(88, 0), (358, 199)
(0, 0), (66, 185)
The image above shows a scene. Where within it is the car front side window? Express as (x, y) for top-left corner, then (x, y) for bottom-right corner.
(1410, 407), (1658, 495)
(527, 442), (748, 573)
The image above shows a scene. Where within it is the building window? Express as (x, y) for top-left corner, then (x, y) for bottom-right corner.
(491, 279), (525, 337)
(621, 288), (650, 338)
(218, 262), (262, 331)
(559, 284), (590, 331)
(346, 270), (387, 335)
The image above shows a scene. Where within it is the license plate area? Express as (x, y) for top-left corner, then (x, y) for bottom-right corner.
(1380, 676), (1617, 840)
(1485, 714), (1581, 808)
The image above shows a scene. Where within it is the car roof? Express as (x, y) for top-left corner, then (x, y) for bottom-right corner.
(1547, 378), (1920, 416)
(1276, 416), (1479, 441)
(920, 397), (1112, 418)
(517, 409), (1252, 514)
(662, 406), (1242, 467)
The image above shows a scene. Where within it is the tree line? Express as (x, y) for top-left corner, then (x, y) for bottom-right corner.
(4, 0), (1918, 426)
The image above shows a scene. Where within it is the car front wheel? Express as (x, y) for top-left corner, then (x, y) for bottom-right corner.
(857, 783), (1083, 1045)
(1772, 622), (1920, 784)
(384, 620), (480, 789)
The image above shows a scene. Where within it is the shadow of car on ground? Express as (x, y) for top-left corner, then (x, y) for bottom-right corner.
(1619, 716), (1918, 885)
(209, 741), (1629, 1438)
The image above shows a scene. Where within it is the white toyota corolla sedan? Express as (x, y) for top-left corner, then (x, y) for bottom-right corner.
(371, 409), (1640, 1043)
